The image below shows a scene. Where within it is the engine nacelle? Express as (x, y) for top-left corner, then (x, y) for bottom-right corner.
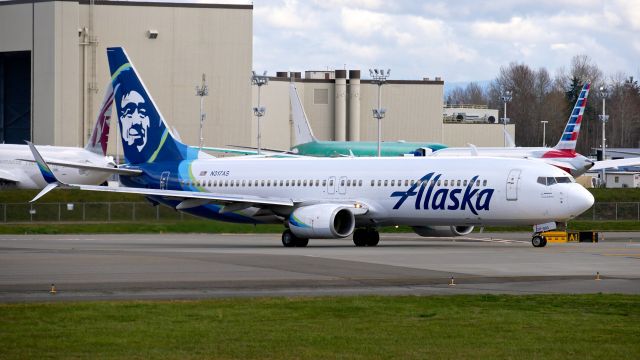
(412, 225), (474, 237)
(288, 204), (355, 239)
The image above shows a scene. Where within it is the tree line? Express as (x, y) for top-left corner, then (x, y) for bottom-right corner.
(446, 55), (640, 155)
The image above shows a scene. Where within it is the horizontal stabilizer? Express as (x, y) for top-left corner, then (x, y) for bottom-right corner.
(17, 158), (142, 176)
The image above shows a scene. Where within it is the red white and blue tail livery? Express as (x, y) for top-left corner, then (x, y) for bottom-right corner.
(554, 83), (590, 151)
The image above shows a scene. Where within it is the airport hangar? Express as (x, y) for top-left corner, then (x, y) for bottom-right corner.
(0, 0), (514, 156)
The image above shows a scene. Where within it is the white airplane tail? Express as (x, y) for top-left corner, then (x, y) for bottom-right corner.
(84, 82), (114, 156)
(289, 82), (317, 145)
(553, 82), (590, 151)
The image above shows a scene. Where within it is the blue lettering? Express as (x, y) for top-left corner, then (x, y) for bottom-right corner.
(391, 173), (433, 210)
(391, 173), (493, 214)
(460, 176), (479, 215)
(431, 188), (448, 210)
(414, 173), (434, 209)
(422, 174), (441, 209)
(447, 188), (461, 210)
(476, 189), (494, 211)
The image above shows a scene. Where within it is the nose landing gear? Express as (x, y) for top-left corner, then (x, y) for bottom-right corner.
(531, 233), (547, 247)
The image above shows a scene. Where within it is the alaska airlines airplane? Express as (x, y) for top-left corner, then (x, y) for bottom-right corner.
(29, 47), (594, 248)
(0, 83), (139, 189)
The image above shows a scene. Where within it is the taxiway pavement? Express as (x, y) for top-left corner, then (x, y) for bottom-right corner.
(0, 232), (639, 302)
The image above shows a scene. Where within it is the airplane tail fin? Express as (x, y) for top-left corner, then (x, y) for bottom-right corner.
(107, 47), (196, 165)
(553, 82), (590, 151)
(84, 82), (114, 156)
(289, 82), (317, 145)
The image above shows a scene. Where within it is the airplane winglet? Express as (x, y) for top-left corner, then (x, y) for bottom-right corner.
(26, 141), (66, 202)
(467, 144), (479, 156)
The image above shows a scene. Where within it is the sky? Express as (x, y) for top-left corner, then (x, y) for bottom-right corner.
(247, 0), (640, 83)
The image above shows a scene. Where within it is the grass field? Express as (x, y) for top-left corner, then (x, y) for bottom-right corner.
(1, 295), (638, 359)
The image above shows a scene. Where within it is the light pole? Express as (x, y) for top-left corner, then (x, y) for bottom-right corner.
(500, 89), (512, 147)
(370, 68), (390, 157)
(195, 73), (209, 151)
(599, 85), (609, 187)
(540, 120), (548, 147)
(251, 71), (269, 155)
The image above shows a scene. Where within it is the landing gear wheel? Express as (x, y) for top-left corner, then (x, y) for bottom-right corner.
(366, 229), (380, 247)
(295, 238), (309, 247)
(282, 230), (297, 248)
(353, 229), (367, 247)
(532, 234), (547, 248)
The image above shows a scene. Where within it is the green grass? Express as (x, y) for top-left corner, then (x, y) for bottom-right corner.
(1, 295), (638, 359)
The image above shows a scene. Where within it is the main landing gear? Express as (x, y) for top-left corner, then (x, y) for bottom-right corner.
(281, 229), (309, 248)
(353, 228), (380, 247)
(531, 233), (547, 248)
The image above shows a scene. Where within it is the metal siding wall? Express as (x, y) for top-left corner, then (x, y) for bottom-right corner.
(0, 4), (33, 52)
(301, 83), (334, 141)
(55, 1), (80, 147)
(250, 79), (291, 150)
(79, 4), (252, 155)
(359, 82), (443, 143)
(442, 123), (516, 147)
(32, 1), (56, 146)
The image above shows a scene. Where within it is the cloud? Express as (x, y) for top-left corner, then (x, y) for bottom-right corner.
(252, 0), (640, 82)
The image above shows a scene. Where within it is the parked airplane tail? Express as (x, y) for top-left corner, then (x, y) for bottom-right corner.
(553, 82), (590, 151)
(289, 83), (317, 145)
(85, 82), (114, 156)
(107, 47), (196, 165)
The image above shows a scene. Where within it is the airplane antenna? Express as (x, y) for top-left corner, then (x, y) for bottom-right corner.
(195, 73), (209, 151)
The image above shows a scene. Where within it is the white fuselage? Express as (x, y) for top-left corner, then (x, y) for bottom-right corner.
(165, 156), (594, 227)
(0, 144), (113, 189)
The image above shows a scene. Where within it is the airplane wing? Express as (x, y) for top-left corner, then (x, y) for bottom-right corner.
(0, 168), (20, 183)
(16, 158), (142, 176)
(27, 141), (294, 207)
(591, 157), (640, 171)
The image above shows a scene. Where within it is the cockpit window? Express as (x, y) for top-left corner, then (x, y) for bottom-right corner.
(555, 177), (573, 184)
(538, 176), (574, 186)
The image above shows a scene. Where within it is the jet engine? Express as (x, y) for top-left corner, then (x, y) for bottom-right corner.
(412, 225), (474, 237)
(288, 204), (355, 239)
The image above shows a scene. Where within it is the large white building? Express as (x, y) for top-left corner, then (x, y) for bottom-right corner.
(0, 0), (512, 155)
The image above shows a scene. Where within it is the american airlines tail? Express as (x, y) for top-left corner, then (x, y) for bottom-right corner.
(84, 82), (114, 156)
(107, 47), (197, 165)
(289, 83), (317, 145)
(553, 82), (590, 151)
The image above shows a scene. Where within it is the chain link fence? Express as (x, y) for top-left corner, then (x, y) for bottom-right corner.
(0, 202), (637, 223)
(0, 202), (200, 223)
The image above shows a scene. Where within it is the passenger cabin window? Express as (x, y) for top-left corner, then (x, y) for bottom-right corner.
(482, 180), (487, 186)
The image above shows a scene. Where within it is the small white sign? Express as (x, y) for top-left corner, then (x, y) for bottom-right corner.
(533, 222), (556, 233)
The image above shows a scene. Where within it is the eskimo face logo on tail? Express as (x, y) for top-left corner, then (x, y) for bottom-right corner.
(391, 172), (495, 215)
(113, 68), (163, 164)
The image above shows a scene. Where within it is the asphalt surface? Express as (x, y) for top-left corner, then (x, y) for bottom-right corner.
(0, 232), (639, 302)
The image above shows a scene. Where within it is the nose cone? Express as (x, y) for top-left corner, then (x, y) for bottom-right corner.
(570, 185), (594, 218)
